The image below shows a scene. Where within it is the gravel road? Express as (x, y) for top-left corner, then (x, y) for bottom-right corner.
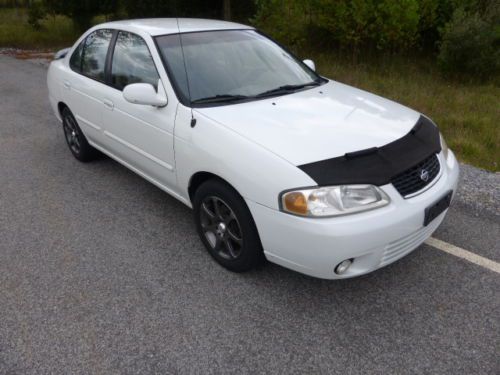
(0, 54), (499, 374)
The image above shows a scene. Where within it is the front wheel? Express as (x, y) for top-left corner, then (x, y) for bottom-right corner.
(193, 179), (264, 272)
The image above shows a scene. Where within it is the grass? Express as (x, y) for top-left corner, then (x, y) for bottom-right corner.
(310, 52), (499, 171)
(0, 8), (498, 171)
(0, 8), (78, 49)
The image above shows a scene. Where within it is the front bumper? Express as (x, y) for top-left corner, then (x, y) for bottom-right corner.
(247, 151), (460, 279)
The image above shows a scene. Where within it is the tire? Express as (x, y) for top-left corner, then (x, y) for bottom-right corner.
(61, 107), (98, 162)
(193, 179), (265, 272)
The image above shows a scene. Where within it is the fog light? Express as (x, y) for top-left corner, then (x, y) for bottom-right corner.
(335, 259), (352, 275)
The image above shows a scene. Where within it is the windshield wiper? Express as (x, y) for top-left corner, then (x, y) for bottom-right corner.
(255, 81), (321, 98)
(191, 94), (250, 104)
(191, 80), (322, 104)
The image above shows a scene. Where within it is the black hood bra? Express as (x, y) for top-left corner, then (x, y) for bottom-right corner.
(298, 115), (441, 186)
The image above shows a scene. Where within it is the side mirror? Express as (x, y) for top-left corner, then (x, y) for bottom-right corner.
(123, 80), (167, 107)
(303, 59), (316, 71)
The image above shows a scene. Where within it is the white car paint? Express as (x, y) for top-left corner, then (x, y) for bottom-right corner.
(196, 80), (421, 165)
(249, 152), (459, 278)
(47, 18), (460, 279)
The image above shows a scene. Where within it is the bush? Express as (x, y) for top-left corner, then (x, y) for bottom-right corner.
(121, 0), (254, 21)
(416, 0), (454, 51)
(438, 6), (500, 79)
(253, 0), (421, 53)
(38, 0), (119, 31)
(252, 0), (311, 49)
(370, 0), (420, 51)
(27, 2), (45, 30)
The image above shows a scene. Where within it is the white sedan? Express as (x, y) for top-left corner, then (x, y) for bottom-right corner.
(47, 18), (459, 279)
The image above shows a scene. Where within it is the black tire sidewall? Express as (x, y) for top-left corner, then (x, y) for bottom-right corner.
(61, 107), (96, 162)
(193, 179), (264, 272)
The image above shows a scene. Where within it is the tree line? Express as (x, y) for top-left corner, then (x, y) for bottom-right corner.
(22, 0), (255, 31)
(253, 0), (499, 79)
(5, 0), (499, 79)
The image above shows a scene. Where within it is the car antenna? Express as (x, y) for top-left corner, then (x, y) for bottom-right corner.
(175, 16), (197, 128)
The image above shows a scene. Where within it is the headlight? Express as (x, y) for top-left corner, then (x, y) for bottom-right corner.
(440, 132), (449, 160)
(280, 185), (390, 217)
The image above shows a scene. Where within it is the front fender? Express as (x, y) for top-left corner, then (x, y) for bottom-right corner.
(174, 105), (315, 210)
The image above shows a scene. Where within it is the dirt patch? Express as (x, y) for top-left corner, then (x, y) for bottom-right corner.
(0, 49), (54, 60)
(0, 48), (54, 68)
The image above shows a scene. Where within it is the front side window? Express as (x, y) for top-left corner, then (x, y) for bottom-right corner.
(81, 29), (113, 82)
(155, 30), (322, 105)
(111, 31), (159, 91)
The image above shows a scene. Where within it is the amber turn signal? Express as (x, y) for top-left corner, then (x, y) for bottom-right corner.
(282, 192), (308, 215)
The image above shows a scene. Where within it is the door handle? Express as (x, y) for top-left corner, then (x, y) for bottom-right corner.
(63, 80), (71, 89)
(103, 99), (114, 110)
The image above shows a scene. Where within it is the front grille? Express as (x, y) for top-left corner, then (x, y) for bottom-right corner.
(391, 154), (440, 197)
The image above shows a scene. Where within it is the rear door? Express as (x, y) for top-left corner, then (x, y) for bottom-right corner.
(99, 31), (177, 189)
(64, 29), (114, 145)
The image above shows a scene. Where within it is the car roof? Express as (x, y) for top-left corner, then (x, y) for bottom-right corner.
(98, 18), (254, 36)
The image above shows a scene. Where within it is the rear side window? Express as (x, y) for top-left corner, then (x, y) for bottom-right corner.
(111, 31), (159, 91)
(80, 29), (113, 82)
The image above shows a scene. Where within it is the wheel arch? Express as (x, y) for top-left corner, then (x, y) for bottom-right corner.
(188, 171), (242, 203)
(57, 101), (69, 117)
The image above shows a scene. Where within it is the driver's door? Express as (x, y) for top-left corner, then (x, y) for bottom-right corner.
(100, 30), (177, 189)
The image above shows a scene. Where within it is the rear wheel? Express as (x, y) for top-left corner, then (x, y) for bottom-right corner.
(193, 179), (264, 272)
(61, 107), (98, 162)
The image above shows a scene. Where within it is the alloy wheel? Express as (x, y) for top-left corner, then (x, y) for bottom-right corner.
(199, 196), (244, 260)
(63, 114), (81, 154)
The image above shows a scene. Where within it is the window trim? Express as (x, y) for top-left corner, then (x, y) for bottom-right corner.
(104, 30), (119, 86)
(153, 34), (192, 107)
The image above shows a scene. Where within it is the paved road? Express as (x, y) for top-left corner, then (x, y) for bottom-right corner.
(0, 55), (499, 374)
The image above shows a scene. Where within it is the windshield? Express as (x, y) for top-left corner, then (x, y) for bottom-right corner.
(155, 30), (322, 105)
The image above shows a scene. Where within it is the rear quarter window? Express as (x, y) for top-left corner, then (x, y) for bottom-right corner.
(69, 40), (84, 73)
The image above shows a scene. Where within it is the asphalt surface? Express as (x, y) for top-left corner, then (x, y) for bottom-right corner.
(0, 54), (499, 374)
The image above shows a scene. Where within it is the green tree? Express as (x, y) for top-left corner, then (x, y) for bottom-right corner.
(44, 0), (119, 31)
(438, 3), (500, 79)
(120, 0), (175, 18)
(253, 0), (313, 48)
(417, 0), (454, 51)
(120, 0), (254, 22)
(253, 0), (421, 53)
(371, 0), (420, 51)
